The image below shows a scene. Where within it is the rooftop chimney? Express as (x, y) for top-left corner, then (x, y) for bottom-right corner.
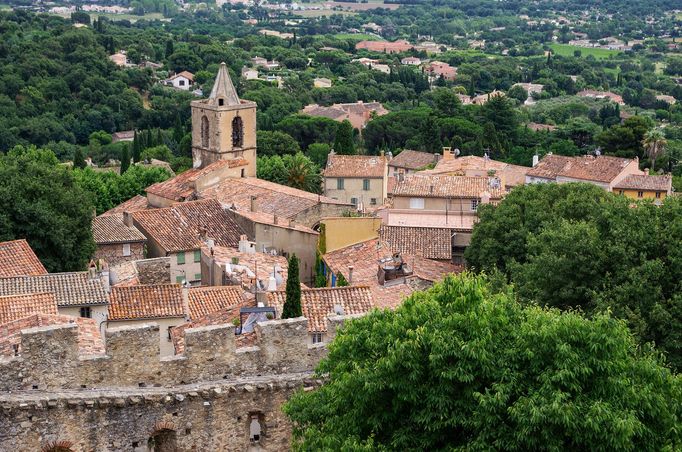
(442, 146), (453, 161)
(250, 196), (258, 212)
(532, 154), (539, 167)
(348, 265), (354, 284)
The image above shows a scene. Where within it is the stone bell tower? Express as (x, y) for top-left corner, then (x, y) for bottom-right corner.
(190, 62), (257, 176)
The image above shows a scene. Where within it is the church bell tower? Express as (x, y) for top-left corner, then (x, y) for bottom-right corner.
(190, 62), (257, 176)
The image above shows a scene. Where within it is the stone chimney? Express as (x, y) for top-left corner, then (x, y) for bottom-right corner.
(532, 154), (539, 167)
(348, 265), (354, 284)
(442, 146), (453, 161)
(250, 196), (258, 212)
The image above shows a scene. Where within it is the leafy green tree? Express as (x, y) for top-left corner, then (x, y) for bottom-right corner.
(642, 128), (667, 171)
(335, 273), (349, 287)
(507, 85), (529, 103)
(479, 94), (519, 145)
(419, 113), (442, 153)
(141, 145), (173, 162)
(333, 120), (356, 155)
(0, 147), (96, 272)
(285, 273), (682, 451)
(257, 130), (300, 156)
(307, 142), (331, 167)
(258, 153), (322, 193)
(283, 254), (302, 319)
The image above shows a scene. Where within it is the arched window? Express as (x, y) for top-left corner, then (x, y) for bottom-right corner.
(148, 429), (177, 452)
(232, 116), (244, 148)
(41, 441), (74, 452)
(201, 115), (209, 148)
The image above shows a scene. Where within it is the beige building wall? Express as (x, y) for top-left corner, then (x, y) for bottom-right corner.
(170, 250), (203, 284)
(324, 177), (386, 206)
(322, 217), (382, 252)
(107, 318), (185, 356)
(58, 305), (109, 334)
(392, 196), (484, 213)
(253, 224), (318, 284)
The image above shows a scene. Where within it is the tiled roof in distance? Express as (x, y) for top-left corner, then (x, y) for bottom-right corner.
(187, 286), (248, 319)
(92, 215), (146, 244)
(392, 175), (505, 199)
(614, 174), (672, 192)
(0, 314), (104, 357)
(558, 155), (634, 183)
(132, 199), (243, 253)
(267, 286), (374, 333)
(323, 155), (387, 178)
(389, 150), (439, 170)
(101, 195), (150, 217)
(0, 292), (58, 324)
(0, 272), (108, 307)
(108, 284), (185, 321)
(0, 239), (48, 277)
(380, 225), (452, 260)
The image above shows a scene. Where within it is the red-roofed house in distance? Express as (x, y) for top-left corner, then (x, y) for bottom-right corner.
(0, 239), (47, 277)
(92, 215), (147, 266)
(323, 153), (389, 209)
(614, 174), (673, 205)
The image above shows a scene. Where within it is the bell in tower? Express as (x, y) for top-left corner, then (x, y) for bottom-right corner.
(189, 62), (257, 176)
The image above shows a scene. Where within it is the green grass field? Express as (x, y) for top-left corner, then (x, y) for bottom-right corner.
(549, 43), (622, 60)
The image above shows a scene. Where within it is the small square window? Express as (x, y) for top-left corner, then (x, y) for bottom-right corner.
(80, 307), (92, 318)
(655, 191), (661, 199)
(370, 198), (377, 205)
(194, 250), (201, 263)
(179, 80), (185, 86)
(312, 333), (324, 343)
(194, 273), (201, 281)
(637, 191), (644, 198)
(618, 190), (624, 195)
(350, 197), (358, 205)
(337, 178), (344, 189)
(122, 243), (131, 256)
(218, 98), (224, 106)
(167, 326), (173, 341)
(177, 252), (185, 265)
(471, 199), (480, 211)
(409, 198), (424, 209)
(176, 275), (184, 284)
(363, 179), (370, 191)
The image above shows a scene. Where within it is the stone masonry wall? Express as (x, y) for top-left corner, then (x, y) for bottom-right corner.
(94, 242), (144, 267)
(0, 316), (355, 451)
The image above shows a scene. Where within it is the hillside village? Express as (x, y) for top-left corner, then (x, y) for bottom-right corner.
(1, 0), (682, 450)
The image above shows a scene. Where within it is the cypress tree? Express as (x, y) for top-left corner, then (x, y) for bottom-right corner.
(156, 128), (163, 147)
(333, 120), (355, 155)
(145, 129), (153, 149)
(73, 147), (87, 169)
(132, 131), (141, 163)
(282, 254), (302, 319)
(120, 145), (131, 174)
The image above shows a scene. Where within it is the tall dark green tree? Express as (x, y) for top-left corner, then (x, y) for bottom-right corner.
(132, 131), (141, 163)
(73, 146), (87, 169)
(120, 145), (131, 174)
(283, 254), (302, 319)
(333, 120), (356, 155)
(420, 113), (442, 152)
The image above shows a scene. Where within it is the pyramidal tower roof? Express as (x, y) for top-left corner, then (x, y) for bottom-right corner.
(209, 62), (240, 106)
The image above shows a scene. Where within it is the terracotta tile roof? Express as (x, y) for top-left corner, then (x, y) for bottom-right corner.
(200, 177), (349, 219)
(301, 105), (348, 120)
(92, 215), (146, 244)
(527, 122), (557, 132)
(187, 286), (249, 319)
(208, 245), (288, 291)
(172, 71), (194, 81)
(392, 175), (505, 199)
(379, 225), (452, 260)
(108, 284), (185, 321)
(389, 150), (439, 171)
(0, 313), (104, 357)
(109, 261), (139, 287)
(145, 160), (245, 202)
(101, 195), (150, 217)
(526, 154), (573, 180)
(424, 156), (530, 187)
(267, 286), (374, 333)
(323, 155), (387, 178)
(171, 295), (256, 354)
(0, 272), (108, 307)
(0, 292), (58, 324)
(0, 240), (47, 277)
(386, 212), (476, 231)
(614, 174), (672, 192)
(559, 155), (634, 183)
(229, 208), (319, 234)
(132, 199), (243, 253)
(323, 239), (460, 309)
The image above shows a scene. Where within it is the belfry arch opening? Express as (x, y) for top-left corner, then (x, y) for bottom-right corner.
(232, 116), (244, 148)
(201, 115), (209, 148)
(148, 423), (178, 452)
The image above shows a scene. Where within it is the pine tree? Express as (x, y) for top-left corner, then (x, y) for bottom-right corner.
(73, 147), (86, 169)
(120, 145), (131, 173)
(165, 39), (174, 58)
(333, 120), (355, 155)
(336, 273), (349, 287)
(282, 254), (302, 319)
(156, 128), (163, 147)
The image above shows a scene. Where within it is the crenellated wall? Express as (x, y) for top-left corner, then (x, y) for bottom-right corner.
(0, 316), (356, 451)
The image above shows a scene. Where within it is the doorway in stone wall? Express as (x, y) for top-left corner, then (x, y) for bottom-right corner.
(148, 424), (178, 452)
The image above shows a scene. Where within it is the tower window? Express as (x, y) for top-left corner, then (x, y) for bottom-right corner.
(218, 98), (224, 106)
(201, 115), (209, 148)
(232, 116), (244, 148)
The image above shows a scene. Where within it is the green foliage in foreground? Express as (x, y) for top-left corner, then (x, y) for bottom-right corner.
(0, 146), (95, 272)
(284, 274), (681, 451)
(465, 183), (682, 371)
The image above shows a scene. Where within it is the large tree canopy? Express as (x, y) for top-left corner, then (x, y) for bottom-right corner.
(285, 274), (681, 451)
(0, 146), (96, 272)
(465, 183), (682, 370)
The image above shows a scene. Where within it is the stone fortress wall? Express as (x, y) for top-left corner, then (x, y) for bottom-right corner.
(0, 315), (354, 451)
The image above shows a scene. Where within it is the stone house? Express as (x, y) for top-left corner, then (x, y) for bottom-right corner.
(614, 174), (673, 205)
(526, 154), (645, 191)
(323, 154), (389, 208)
(132, 199), (244, 285)
(0, 239), (47, 277)
(107, 284), (187, 356)
(92, 215), (146, 266)
(0, 271), (109, 331)
(226, 205), (319, 284)
(388, 150), (440, 177)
